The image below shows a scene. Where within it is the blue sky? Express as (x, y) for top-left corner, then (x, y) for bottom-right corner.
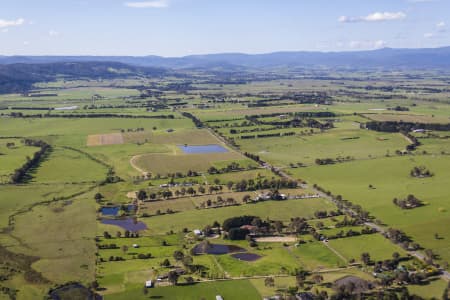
(0, 0), (449, 56)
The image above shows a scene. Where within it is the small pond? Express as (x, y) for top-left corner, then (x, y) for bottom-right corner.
(179, 144), (228, 154)
(231, 253), (262, 262)
(101, 206), (119, 216)
(101, 205), (136, 216)
(193, 243), (246, 255)
(101, 218), (147, 231)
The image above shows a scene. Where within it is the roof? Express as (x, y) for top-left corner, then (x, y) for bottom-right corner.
(145, 280), (153, 287)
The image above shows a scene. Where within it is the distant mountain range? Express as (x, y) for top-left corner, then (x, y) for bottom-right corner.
(1, 47), (450, 70)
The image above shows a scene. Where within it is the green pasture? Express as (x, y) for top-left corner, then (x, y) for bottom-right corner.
(0, 138), (38, 182)
(294, 155), (450, 263)
(106, 279), (261, 300)
(237, 125), (409, 167)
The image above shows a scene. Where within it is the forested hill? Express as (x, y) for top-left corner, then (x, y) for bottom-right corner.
(0, 61), (166, 94)
(1, 46), (450, 70)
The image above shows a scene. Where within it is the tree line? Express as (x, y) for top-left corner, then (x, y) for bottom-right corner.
(10, 139), (51, 183)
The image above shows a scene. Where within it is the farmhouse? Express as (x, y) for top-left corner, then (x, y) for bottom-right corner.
(412, 129), (426, 133)
(145, 280), (153, 288)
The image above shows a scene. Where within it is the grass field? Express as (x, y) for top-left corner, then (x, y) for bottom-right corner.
(31, 147), (109, 183)
(294, 155), (450, 263)
(4, 193), (97, 285)
(106, 279), (261, 300)
(0, 138), (38, 183)
(237, 125), (409, 167)
(132, 152), (246, 175)
(327, 234), (407, 262)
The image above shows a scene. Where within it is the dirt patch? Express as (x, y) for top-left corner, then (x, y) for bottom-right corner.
(254, 236), (297, 243)
(87, 133), (124, 146)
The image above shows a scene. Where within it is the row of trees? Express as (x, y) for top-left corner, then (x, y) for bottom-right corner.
(6, 112), (174, 119)
(10, 139), (51, 183)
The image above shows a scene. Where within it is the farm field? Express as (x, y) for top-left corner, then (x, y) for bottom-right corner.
(0, 138), (38, 183)
(237, 125), (409, 167)
(0, 66), (449, 300)
(293, 155), (450, 264)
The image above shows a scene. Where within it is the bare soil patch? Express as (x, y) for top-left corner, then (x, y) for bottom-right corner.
(86, 133), (124, 146)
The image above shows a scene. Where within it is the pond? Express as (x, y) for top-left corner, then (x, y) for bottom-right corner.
(231, 253), (262, 262)
(101, 218), (147, 231)
(179, 144), (228, 154)
(48, 283), (99, 300)
(101, 205), (136, 216)
(192, 243), (246, 255)
(100, 206), (119, 216)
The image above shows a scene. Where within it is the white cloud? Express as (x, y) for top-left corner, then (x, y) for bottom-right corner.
(124, 0), (169, 8)
(436, 21), (446, 32)
(339, 12), (406, 23)
(424, 33), (435, 38)
(23, 41), (30, 46)
(348, 40), (387, 49)
(49, 30), (60, 37)
(0, 18), (25, 29)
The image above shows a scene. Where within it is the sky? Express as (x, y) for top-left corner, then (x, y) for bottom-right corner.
(0, 0), (449, 56)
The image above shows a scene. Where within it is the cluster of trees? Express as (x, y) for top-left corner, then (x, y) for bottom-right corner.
(229, 178), (298, 192)
(243, 151), (262, 163)
(312, 227), (376, 241)
(206, 162), (248, 174)
(98, 244), (119, 250)
(10, 139), (51, 183)
(315, 156), (354, 166)
(222, 215), (271, 240)
(181, 112), (203, 128)
(410, 166), (433, 178)
(241, 131), (296, 139)
(388, 105), (410, 111)
(199, 195), (239, 209)
(313, 210), (343, 219)
(393, 194), (423, 209)
(364, 121), (450, 132)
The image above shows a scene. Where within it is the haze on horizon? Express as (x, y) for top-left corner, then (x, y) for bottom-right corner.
(0, 0), (449, 57)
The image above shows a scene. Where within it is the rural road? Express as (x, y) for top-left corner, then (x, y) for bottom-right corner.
(208, 126), (450, 282)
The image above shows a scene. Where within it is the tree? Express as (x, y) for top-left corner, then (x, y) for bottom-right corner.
(161, 258), (170, 267)
(198, 186), (205, 194)
(312, 274), (323, 284)
(137, 190), (147, 201)
(168, 270), (179, 285)
(264, 277), (275, 287)
(116, 231), (122, 238)
(361, 252), (371, 265)
(274, 221), (283, 234)
(227, 181), (234, 191)
(122, 245), (128, 254)
(94, 193), (104, 202)
(173, 250), (184, 261)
